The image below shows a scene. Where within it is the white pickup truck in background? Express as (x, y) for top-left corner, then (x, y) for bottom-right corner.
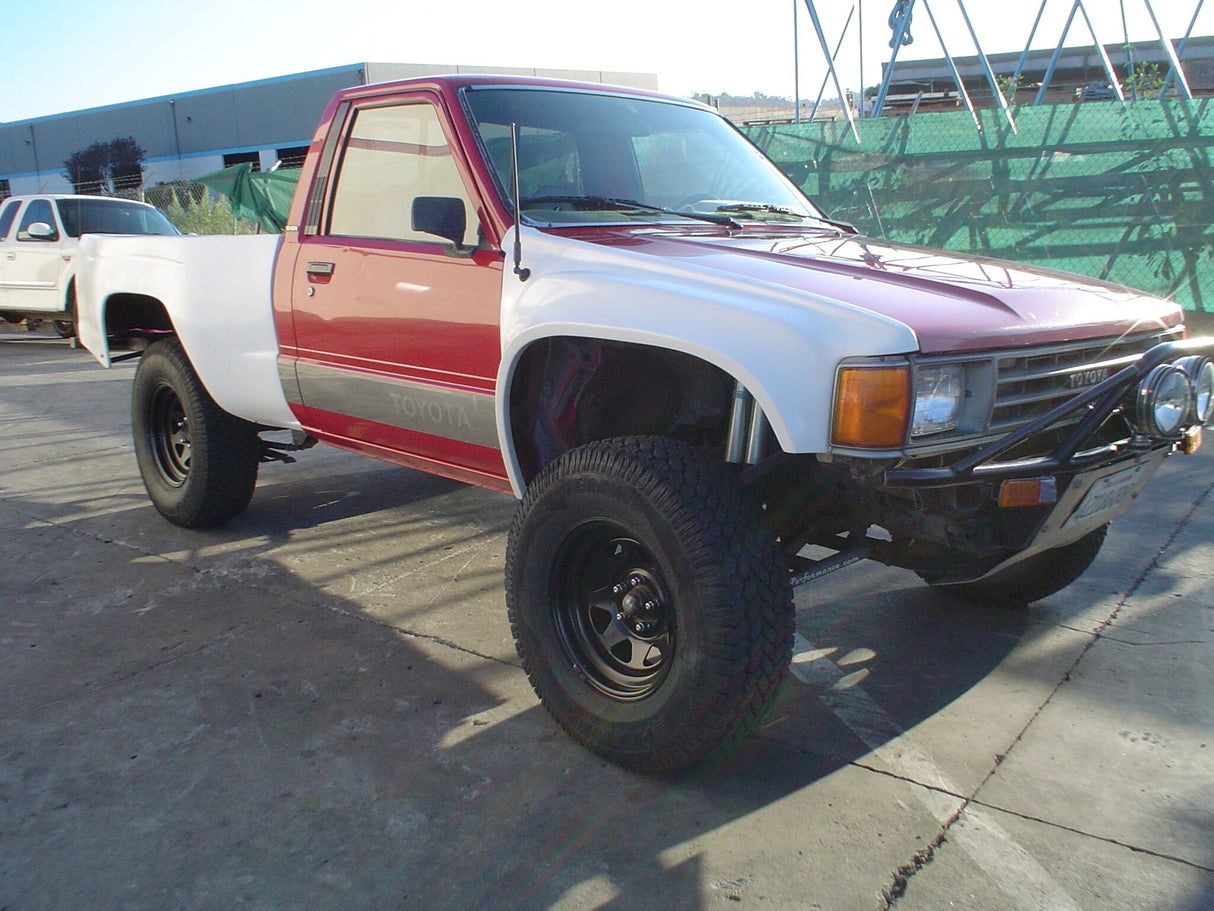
(0, 194), (178, 336)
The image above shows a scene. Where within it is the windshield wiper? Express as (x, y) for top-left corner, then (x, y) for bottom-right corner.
(714, 203), (857, 234)
(715, 203), (798, 215)
(519, 195), (741, 229)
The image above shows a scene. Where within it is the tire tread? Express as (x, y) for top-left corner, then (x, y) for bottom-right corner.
(506, 436), (793, 772)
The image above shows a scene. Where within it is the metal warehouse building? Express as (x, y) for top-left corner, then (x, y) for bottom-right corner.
(881, 35), (1214, 110)
(0, 62), (659, 198)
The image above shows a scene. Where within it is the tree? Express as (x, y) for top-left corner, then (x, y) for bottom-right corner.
(63, 137), (145, 195)
(996, 74), (1021, 104)
(63, 142), (110, 195)
(108, 137), (146, 192)
(1125, 62), (1167, 100)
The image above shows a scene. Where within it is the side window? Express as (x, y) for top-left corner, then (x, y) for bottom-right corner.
(0, 199), (19, 241)
(17, 199), (59, 241)
(327, 102), (476, 246)
(223, 150), (261, 172)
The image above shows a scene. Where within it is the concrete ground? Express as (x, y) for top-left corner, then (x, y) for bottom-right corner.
(1, 325), (1212, 911)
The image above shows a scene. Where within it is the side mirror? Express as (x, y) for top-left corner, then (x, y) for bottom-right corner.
(24, 222), (57, 241)
(411, 197), (467, 250)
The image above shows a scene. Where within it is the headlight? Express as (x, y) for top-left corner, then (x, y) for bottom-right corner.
(1177, 355), (1214, 424)
(1135, 364), (1192, 438)
(912, 365), (964, 436)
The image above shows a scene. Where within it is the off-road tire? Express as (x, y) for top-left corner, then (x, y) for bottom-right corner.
(132, 338), (260, 527)
(506, 436), (793, 772)
(931, 524), (1109, 607)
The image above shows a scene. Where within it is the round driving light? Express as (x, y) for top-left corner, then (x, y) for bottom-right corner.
(1177, 355), (1214, 424)
(1136, 364), (1191, 438)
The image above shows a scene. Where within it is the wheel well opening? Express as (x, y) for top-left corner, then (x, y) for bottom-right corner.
(104, 293), (174, 345)
(508, 337), (737, 484)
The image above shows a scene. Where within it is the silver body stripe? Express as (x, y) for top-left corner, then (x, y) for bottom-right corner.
(289, 360), (499, 450)
(277, 359), (305, 407)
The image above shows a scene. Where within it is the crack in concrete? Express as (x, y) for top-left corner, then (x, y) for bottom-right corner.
(964, 796), (1214, 874)
(878, 475), (1214, 907)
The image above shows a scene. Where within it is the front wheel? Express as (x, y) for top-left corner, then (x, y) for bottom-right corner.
(926, 525), (1109, 607)
(506, 437), (793, 772)
(132, 338), (260, 527)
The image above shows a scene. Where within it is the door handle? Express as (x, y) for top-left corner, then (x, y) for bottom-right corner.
(306, 261), (335, 276)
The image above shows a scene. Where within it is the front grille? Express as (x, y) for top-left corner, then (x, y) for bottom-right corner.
(990, 328), (1182, 433)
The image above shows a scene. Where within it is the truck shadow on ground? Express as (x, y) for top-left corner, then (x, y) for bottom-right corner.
(4, 341), (1209, 908)
(2, 463), (1068, 910)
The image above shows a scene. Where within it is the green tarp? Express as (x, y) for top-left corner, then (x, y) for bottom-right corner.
(746, 98), (1214, 313)
(196, 163), (300, 233)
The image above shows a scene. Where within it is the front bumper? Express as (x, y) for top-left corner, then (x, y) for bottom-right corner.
(882, 337), (1214, 581)
(885, 338), (1214, 488)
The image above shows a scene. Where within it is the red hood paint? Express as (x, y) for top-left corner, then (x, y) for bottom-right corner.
(563, 227), (1183, 354)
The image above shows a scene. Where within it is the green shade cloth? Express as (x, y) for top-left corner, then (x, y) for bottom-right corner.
(746, 98), (1214, 313)
(195, 163), (300, 233)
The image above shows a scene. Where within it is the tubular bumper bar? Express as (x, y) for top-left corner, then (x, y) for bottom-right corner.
(884, 337), (1214, 488)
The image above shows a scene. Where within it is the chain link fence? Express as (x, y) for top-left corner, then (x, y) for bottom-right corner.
(745, 98), (1214, 313)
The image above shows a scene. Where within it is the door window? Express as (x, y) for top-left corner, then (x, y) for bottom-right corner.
(0, 198), (19, 240)
(327, 102), (476, 247)
(17, 199), (59, 241)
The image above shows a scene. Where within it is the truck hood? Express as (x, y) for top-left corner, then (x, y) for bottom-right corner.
(565, 227), (1183, 353)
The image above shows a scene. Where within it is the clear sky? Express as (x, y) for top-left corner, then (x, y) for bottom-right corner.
(2, 0), (1209, 123)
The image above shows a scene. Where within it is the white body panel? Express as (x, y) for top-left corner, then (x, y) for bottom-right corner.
(3, 236), (69, 314)
(77, 225), (921, 496)
(76, 233), (300, 430)
(495, 227), (919, 496)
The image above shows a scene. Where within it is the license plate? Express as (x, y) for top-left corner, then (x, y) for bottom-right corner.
(1062, 462), (1152, 530)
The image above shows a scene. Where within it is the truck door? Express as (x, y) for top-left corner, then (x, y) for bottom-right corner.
(5, 198), (70, 315)
(0, 197), (22, 311)
(285, 92), (508, 489)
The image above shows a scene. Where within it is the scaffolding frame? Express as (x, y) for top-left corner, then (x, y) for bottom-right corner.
(795, 0), (1205, 139)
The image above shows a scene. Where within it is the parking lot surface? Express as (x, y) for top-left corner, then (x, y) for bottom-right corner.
(2, 326), (1212, 910)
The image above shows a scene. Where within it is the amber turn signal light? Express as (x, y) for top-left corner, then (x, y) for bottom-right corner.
(832, 366), (911, 449)
(998, 477), (1059, 508)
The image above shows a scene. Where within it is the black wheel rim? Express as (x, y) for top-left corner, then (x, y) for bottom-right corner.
(148, 383), (191, 486)
(552, 523), (675, 701)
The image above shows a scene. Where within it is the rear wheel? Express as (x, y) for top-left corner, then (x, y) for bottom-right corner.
(132, 338), (260, 527)
(928, 525), (1109, 607)
(53, 285), (78, 338)
(506, 437), (793, 772)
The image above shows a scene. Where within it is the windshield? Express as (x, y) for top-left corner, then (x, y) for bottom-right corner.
(462, 87), (824, 227)
(56, 198), (179, 238)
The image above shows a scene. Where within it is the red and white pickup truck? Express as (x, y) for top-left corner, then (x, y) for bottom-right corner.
(76, 75), (1214, 771)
